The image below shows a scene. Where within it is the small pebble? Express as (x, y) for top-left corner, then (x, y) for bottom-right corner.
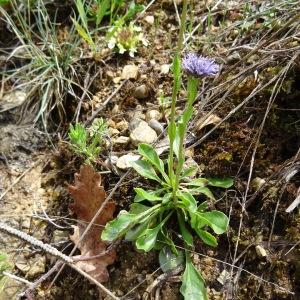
(114, 136), (130, 145)
(145, 109), (162, 122)
(144, 15), (154, 25)
(134, 84), (149, 99)
(121, 65), (139, 80)
(115, 120), (129, 131)
(160, 64), (170, 74)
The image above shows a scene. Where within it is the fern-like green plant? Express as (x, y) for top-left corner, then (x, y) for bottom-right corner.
(68, 118), (107, 163)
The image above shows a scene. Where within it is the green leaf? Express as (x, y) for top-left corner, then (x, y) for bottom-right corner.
(191, 187), (215, 200)
(138, 144), (167, 180)
(134, 188), (163, 202)
(102, 204), (161, 241)
(129, 203), (152, 214)
(178, 212), (194, 247)
(181, 166), (198, 178)
(159, 247), (184, 273)
(208, 177), (234, 188)
(162, 192), (172, 204)
(197, 201), (208, 212)
(101, 211), (137, 242)
(180, 253), (208, 300)
(200, 211), (229, 234)
(132, 160), (161, 182)
(125, 220), (150, 241)
(194, 228), (218, 247)
(95, 0), (110, 26)
(185, 178), (209, 187)
(75, 0), (88, 29)
(177, 191), (197, 213)
(155, 229), (178, 254)
(136, 225), (161, 252)
(72, 18), (95, 50)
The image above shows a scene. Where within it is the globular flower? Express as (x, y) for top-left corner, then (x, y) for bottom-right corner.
(182, 53), (219, 77)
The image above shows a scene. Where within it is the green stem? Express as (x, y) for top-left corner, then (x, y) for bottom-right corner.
(174, 76), (198, 188)
(168, 0), (188, 202)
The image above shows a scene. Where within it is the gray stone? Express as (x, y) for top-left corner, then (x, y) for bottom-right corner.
(145, 110), (162, 122)
(116, 153), (140, 169)
(121, 65), (139, 79)
(144, 15), (154, 25)
(130, 120), (158, 146)
(160, 64), (170, 74)
(114, 136), (130, 145)
(148, 119), (164, 135)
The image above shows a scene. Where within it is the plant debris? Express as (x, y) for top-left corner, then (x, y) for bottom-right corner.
(68, 164), (116, 283)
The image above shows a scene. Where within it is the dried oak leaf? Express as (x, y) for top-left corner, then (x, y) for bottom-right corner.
(69, 164), (116, 282)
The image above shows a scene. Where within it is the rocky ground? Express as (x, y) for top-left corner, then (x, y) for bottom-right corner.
(0, 0), (299, 299)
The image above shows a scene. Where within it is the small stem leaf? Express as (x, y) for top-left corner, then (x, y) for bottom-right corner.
(138, 144), (167, 179)
(177, 191), (197, 212)
(159, 246), (184, 273)
(182, 105), (193, 125)
(178, 212), (194, 247)
(173, 127), (180, 159)
(187, 76), (199, 106)
(168, 121), (177, 143)
(136, 225), (161, 252)
(132, 160), (162, 182)
(200, 211), (229, 234)
(180, 253), (208, 300)
(208, 177), (234, 188)
(173, 54), (181, 78)
(194, 228), (218, 247)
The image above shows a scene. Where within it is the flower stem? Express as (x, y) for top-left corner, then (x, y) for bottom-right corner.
(168, 0), (188, 202)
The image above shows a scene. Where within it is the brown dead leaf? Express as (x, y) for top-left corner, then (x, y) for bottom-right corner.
(68, 164), (116, 283)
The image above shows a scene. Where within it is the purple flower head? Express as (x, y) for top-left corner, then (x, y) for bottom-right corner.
(182, 53), (219, 77)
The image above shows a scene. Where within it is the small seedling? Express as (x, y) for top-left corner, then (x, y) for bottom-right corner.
(68, 118), (107, 163)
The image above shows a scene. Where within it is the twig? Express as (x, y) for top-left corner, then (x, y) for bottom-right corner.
(143, 266), (183, 300)
(0, 222), (119, 300)
(2, 271), (32, 286)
